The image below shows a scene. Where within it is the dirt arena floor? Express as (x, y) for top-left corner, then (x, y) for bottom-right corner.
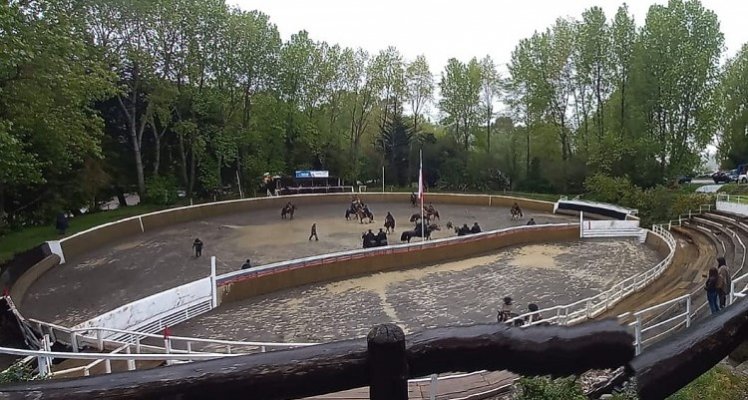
(22, 201), (573, 326)
(172, 238), (663, 345)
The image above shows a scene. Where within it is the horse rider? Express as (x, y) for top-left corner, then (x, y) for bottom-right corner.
(385, 212), (395, 231)
(526, 218), (536, 225)
(456, 223), (469, 236)
(410, 192), (417, 207)
(471, 222), (482, 234)
(427, 202), (435, 213)
(362, 229), (376, 248)
(376, 228), (387, 247)
(497, 296), (513, 323)
(512, 202), (523, 217)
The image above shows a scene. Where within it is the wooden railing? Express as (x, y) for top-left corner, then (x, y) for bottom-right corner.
(4, 299), (748, 400)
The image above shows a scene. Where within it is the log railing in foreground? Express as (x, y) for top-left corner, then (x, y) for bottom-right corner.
(4, 301), (748, 399)
(1, 320), (634, 400)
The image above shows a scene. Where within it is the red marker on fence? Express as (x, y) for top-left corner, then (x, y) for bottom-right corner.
(2, 287), (8, 297)
(163, 326), (171, 339)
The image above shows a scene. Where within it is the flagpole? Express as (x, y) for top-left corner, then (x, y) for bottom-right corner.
(420, 149), (425, 242)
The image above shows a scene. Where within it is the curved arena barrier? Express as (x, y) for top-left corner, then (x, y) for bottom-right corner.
(216, 223), (579, 303)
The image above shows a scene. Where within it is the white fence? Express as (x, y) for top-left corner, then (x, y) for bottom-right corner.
(579, 212), (645, 242)
(72, 275), (214, 340)
(716, 194), (748, 217)
(507, 223), (676, 327)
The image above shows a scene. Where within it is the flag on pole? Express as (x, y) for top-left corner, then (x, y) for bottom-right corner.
(419, 149), (425, 241)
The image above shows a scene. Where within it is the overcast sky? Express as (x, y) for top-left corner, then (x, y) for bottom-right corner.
(232, 0), (747, 76)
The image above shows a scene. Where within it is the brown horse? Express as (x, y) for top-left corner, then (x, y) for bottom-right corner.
(510, 205), (523, 220)
(384, 213), (396, 233)
(357, 208), (374, 224)
(281, 203), (296, 219)
(400, 223), (440, 242)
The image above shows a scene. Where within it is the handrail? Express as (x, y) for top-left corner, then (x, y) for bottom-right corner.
(507, 224), (676, 326)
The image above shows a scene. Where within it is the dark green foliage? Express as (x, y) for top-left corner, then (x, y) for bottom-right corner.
(514, 376), (586, 400)
(144, 176), (179, 206)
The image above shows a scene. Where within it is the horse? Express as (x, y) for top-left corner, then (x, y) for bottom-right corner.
(281, 203), (296, 220)
(409, 213), (422, 223)
(400, 223), (440, 243)
(410, 193), (417, 207)
(510, 205), (523, 220)
(425, 208), (440, 221)
(357, 208), (374, 224)
(384, 213), (396, 233)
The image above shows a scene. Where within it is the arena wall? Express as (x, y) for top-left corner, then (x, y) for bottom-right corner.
(217, 224), (578, 303)
(645, 230), (670, 258)
(9, 255), (61, 309)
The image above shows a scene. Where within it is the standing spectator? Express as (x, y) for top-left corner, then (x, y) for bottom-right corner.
(717, 256), (731, 309)
(55, 213), (69, 235)
(497, 296), (513, 322)
(192, 238), (203, 258)
(526, 218), (536, 226)
(705, 266), (719, 315)
(309, 223), (319, 241)
(241, 259), (252, 270)
(525, 303), (543, 324)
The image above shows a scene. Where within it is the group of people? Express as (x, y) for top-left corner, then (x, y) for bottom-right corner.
(362, 228), (388, 248)
(704, 256), (732, 314)
(456, 222), (482, 236)
(497, 296), (544, 326)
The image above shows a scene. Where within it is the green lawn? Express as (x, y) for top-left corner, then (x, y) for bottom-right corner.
(667, 365), (748, 400)
(0, 205), (163, 263)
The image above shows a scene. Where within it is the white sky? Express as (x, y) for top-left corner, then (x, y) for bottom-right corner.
(232, 0), (747, 76)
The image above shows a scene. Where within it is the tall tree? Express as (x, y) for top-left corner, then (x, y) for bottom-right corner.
(479, 55), (501, 153)
(610, 4), (637, 136)
(405, 55), (434, 135)
(439, 58), (481, 150)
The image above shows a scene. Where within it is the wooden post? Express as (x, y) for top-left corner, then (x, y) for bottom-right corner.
(367, 323), (408, 400)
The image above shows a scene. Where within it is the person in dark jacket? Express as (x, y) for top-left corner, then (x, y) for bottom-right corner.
(716, 256), (731, 309)
(309, 223), (319, 241)
(705, 266), (719, 315)
(459, 224), (471, 236)
(376, 228), (387, 247)
(526, 218), (536, 226)
(241, 259), (252, 270)
(192, 238), (203, 258)
(470, 222), (482, 234)
(56, 213), (69, 235)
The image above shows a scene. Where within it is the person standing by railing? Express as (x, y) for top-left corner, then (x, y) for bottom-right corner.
(192, 238), (203, 258)
(705, 266), (720, 315)
(717, 256), (731, 309)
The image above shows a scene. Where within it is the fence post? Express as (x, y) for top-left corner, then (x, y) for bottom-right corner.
(429, 373), (438, 400)
(635, 315), (642, 356)
(730, 281), (735, 305)
(71, 332), (79, 353)
(97, 329), (104, 351)
(210, 256), (218, 308)
(367, 323), (408, 400)
(579, 211), (584, 238)
(688, 210), (692, 219)
(685, 297), (692, 328)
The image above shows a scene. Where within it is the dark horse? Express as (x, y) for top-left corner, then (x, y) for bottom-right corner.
(410, 193), (417, 207)
(281, 203), (296, 220)
(400, 223), (440, 243)
(357, 207), (374, 224)
(384, 213), (396, 233)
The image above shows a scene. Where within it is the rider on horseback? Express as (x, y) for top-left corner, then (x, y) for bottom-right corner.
(511, 202), (523, 218)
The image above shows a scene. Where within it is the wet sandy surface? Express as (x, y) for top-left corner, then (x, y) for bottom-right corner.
(22, 201), (573, 325)
(172, 238), (663, 345)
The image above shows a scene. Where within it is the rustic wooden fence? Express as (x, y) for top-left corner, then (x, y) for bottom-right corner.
(2, 299), (747, 400)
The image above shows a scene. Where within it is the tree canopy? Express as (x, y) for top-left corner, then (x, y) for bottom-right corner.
(0, 0), (740, 229)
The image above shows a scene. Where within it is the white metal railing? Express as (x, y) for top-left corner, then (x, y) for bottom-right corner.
(630, 294), (691, 355)
(506, 224), (676, 327)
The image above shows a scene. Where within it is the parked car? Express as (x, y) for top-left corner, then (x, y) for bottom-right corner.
(712, 171), (732, 184)
(677, 176), (692, 184)
(729, 169), (740, 183)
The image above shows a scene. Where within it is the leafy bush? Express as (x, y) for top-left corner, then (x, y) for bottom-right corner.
(514, 376), (586, 400)
(583, 174), (715, 227)
(144, 175), (179, 206)
(0, 364), (39, 384)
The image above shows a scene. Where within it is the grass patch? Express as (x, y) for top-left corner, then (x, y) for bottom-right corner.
(667, 365), (748, 400)
(718, 183), (748, 195)
(0, 204), (163, 263)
